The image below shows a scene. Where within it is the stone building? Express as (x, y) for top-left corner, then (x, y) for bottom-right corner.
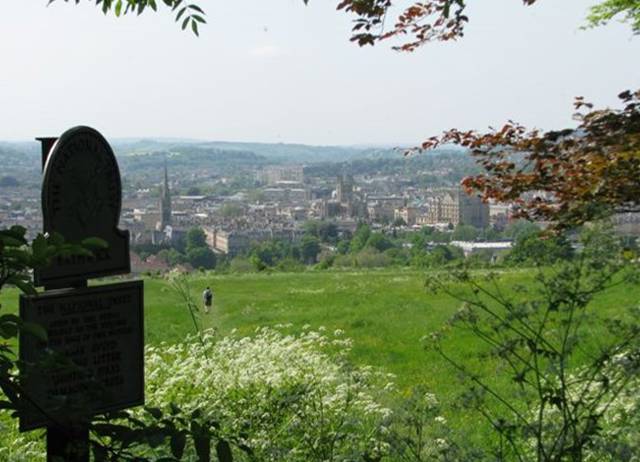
(394, 206), (418, 226)
(258, 165), (304, 185)
(419, 189), (489, 228)
(208, 227), (305, 256)
(336, 174), (355, 204)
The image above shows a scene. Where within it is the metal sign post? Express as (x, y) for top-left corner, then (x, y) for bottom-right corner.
(20, 127), (144, 461)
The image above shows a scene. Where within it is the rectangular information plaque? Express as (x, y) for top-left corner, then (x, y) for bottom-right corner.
(19, 281), (144, 431)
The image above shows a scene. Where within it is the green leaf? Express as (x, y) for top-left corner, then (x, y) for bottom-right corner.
(194, 435), (210, 462)
(9, 277), (37, 296)
(0, 401), (16, 411)
(0, 314), (21, 324)
(115, 0), (122, 16)
(175, 6), (186, 22)
(47, 232), (65, 246)
(188, 4), (204, 14)
(172, 0), (184, 11)
(145, 429), (167, 448)
(31, 234), (48, 259)
(145, 406), (163, 420)
(8, 225), (27, 239)
(169, 402), (181, 415)
(0, 235), (26, 248)
(0, 323), (18, 339)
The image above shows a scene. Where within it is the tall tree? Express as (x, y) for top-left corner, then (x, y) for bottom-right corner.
(185, 227), (207, 251)
(422, 90), (640, 230)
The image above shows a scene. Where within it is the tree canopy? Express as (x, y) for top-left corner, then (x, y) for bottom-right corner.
(50, 1), (640, 44)
(338, 0), (639, 50)
(421, 90), (640, 230)
(50, 0), (206, 34)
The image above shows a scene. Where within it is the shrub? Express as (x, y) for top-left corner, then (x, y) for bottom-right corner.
(229, 257), (255, 273)
(275, 257), (304, 272)
(427, 227), (640, 461)
(141, 327), (394, 461)
(356, 248), (392, 268)
(333, 254), (356, 268)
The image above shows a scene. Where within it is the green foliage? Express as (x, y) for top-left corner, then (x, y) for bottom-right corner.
(412, 244), (463, 269)
(3, 266), (639, 455)
(132, 242), (171, 261)
(49, 0), (207, 35)
(465, 249), (495, 268)
(304, 220), (339, 244)
(180, 227), (217, 269)
(186, 227), (207, 251)
(0, 226), (106, 445)
(336, 240), (351, 255)
(300, 235), (320, 263)
(316, 254), (335, 269)
(418, 226), (451, 244)
(129, 328), (393, 461)
(506, 231), (573, 266)
(503, 220), (540, 241)
(157, 248), (186, 266)
(383, 247), (410, 266)
(247, 239), (303, 270)
(186, 246), (216, 269)
(427, 228), (640, 461)
(276, 257), (305, 272)
(585, 0), (640, 34)
(451, 224), (478, 241)
(388, 385), (479, 461)
(366, 232), (394, 252)
(229, 257), (255, 273)
(350, 224), (371, 253)
(355, 248), (392, 268)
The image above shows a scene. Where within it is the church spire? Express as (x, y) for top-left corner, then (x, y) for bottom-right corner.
(160, 158), (172, 229)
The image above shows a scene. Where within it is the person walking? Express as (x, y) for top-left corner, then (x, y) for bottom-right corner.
(202, 286), (213, 314)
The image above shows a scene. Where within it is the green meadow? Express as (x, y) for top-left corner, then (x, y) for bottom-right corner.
(3, 267), (638, 400)
(1, 267), (639, 453)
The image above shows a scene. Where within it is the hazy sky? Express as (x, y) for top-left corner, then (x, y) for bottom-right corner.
(1, 0), (638, 145)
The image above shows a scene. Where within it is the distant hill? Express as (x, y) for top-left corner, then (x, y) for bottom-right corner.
(116, 146), (267, 175)
(0, 138), (469, 185)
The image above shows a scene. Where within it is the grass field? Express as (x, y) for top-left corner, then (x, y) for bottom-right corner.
(3, 267), (638, 401)
(1, 267), (639, 455)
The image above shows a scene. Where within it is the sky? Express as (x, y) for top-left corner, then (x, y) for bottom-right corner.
(0, 0), (639, 145)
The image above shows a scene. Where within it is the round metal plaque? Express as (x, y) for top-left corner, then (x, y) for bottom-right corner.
(36, 126), (130, 287)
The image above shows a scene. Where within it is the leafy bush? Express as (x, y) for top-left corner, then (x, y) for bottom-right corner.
(141, 327), (394, 461)
(333, 254), (356, 268)
(229, 257), (255, 273)
(355, 248), (392, 268)
(0, 417), (44, 461)
(428, 227), (640, 461)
